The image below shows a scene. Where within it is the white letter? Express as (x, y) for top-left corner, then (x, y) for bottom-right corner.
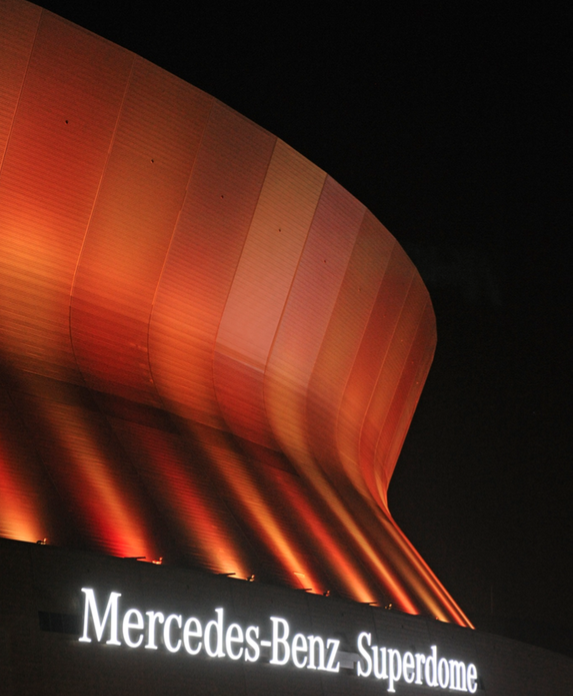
(415, 653), (426, 684)
(467, 663), (478, 694)
(449, 660), (467, 691)
(79, 588), (121, 645)
(425, 645), (438, 687)
(245, 625), (260, 662)
(307, 635), (325, 670)
(325, 638), (340, 673)
(225, 623), (244, 660)
(183, 617), (202, 655)
(438, 657), (450, 688)
(372, 646), (387, 679)
(292, 633), (307, 668)
(204, 608), (225, 657)
(145, 611), (165, 650)
(122, 608), (144, 648)
(164, 614), (182, 653)
(403, 651), (415, 684)
(356, 632), (372, 677)
(269, 617), (290, 665)
(388, 649), (402, 693)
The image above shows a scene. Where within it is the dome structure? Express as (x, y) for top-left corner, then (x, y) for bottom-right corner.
(0, 0), (469, 626)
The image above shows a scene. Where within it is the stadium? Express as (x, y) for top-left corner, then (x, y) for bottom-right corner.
(0, 1), (571, 693)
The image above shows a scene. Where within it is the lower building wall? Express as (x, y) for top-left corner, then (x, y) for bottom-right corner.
(1, 538), (571, 695)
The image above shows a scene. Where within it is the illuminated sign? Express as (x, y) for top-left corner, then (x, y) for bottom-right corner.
(79, 588), (478, 693)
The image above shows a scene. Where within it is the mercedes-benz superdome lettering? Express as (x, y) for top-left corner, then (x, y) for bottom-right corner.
(79, 588), (478, 693)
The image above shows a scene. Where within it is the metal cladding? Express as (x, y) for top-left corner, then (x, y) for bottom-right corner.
(0, 0), (470, 626)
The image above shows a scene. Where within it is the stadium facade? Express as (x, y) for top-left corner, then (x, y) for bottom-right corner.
(0, 1), (572, 693)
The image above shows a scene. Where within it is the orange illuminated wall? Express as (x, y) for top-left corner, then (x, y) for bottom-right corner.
(0, 0), (471, 627)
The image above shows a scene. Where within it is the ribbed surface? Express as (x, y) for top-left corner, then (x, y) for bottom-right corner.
(148, 101), (274, 428)
(0, 0), (469, 626)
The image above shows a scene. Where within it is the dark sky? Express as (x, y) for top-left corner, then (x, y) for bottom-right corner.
(40, 2), (572, 653)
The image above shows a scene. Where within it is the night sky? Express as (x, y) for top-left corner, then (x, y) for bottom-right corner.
(38, 2), (572, 654)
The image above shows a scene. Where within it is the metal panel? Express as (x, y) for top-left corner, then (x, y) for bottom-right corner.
(214, 139), (325, 446)
(70, 58), (212, 404)
(307, 210), (395, 496)
(265, 175), (365, 462)
(0, 11), (133, 381)
(0, 0), (40, 166)
(336, 243), (416, 498)
(148, 101), (275, 427)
